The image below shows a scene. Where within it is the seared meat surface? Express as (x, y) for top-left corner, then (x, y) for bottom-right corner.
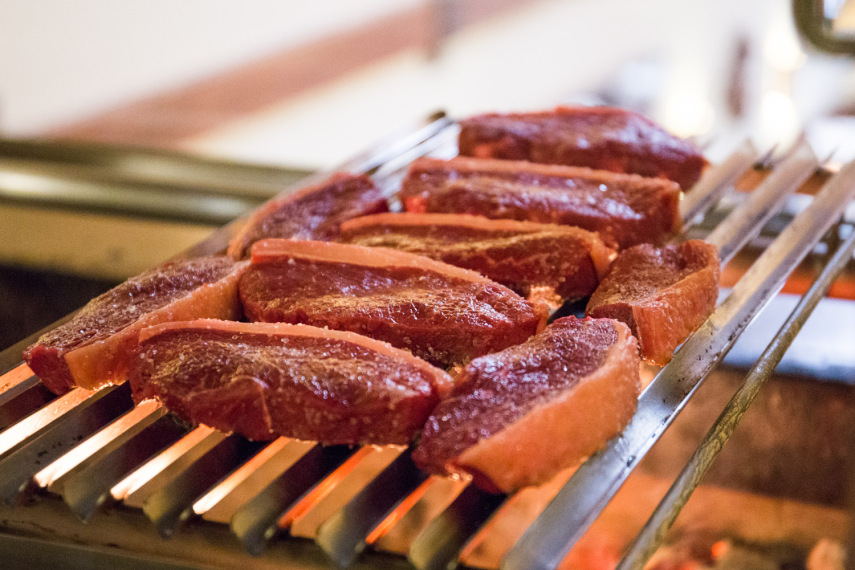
(24, 256), (246, 394)
(240, 239), (547, 369)
(129, 320), (453, 445)
(228, 172), (388, 260)
(413, 316), (640, 493)
(340, 212), (615, 302)
(586, 240), (720, 365)
(458, 105), (707, 190)
(401, 156), (681, 249)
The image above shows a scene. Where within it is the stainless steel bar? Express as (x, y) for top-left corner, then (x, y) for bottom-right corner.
(706, 141), (817, 263)
(618, 223), (855, 570)
(193, 437), (292, 523)
(0, 110), (449, 209)
(114, 426), (227, 506)
(0, 163), (262, 225)
(678, 139), (758, 227)
(371, 477), (468, 557)
(0, 368), (56, 431)
(0, 386), (125, 462)
(59, 411), (189, 521)
(0, 383), (132, 505)
(502, 157), (855, 570)
(408, 485), (506, 570)
(369, 123), (459, 197)
(33, 400), (167, 494)
(0, 137), (311, 197)
(315, 448), (427, 567)
(0, 364), (40, 403)
(230, 444), (357, 555)
(142, 435), (266, 537)
(338, 111), (450, 176)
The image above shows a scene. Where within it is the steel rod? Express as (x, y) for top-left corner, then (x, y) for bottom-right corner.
(706, 140), (817, 263)
(502, 156), (855, 570)
(678, 139), (758, 226)
(618, 223), (855, 570)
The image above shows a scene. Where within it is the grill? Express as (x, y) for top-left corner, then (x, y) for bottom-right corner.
(0, 112), (853, 570)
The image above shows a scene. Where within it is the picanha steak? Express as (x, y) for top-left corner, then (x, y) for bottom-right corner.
(339, 212), (615, 302)
(586, 239), (720, 366)
(458, 105), (708, 190)
(129, 320), (454, 445)
(412, 316), (641, 494)
(227, 172), (388, 260)
(23, 256), (247, 395)
(400, 156), (681, 249)
(239, 239), (548, 368)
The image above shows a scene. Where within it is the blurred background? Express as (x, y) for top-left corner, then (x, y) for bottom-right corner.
(2, 0), (855, 346)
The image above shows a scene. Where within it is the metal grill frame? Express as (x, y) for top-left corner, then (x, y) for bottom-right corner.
(0, 112), (853, 570)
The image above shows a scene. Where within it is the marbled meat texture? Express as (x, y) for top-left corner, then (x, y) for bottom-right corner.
(586, 240), (720, 366)
(129, 320), (454, 445)
(239, 239), (548, 369)
(339, 212), (615, 301)
(400, 156), (681, 249)
(227, 172), (388, 260)
(458, 105), (707, 190)
(412, 316), (641, 494)
(23, 257), (247, 395)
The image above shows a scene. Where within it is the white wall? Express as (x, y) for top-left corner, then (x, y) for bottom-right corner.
(0, 0), (421, 135)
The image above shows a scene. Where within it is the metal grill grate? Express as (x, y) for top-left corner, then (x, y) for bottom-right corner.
(0, 113), (853, 570)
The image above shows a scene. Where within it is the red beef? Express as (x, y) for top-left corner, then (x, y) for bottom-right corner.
(227, 172), (388, 260)
(412, 316), (641, 493)
(239, 239), (548, 369)
(458, 105), (707, 190)
(129, 320), (454, 445)
(23, 257), (247, 395)
(339, 212), (615, 302)
(400, 156), (681, 249)
(586, 240), (720, 366)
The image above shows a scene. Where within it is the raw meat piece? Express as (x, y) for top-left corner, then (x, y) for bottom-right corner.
(227, 172), (388, 260)
(412, 316), (641, 493)
(458, 105), (707, 190)
(129, 320), (454, 445)
(339, 212), (615, 301)
(239, 239), (548, 368)
(400, 156), (681, 249)
(23, 257), (246, 395)
(586, 240), (720, 366)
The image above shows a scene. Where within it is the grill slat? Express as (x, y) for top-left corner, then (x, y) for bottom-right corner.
(408, 485), (506, 570)
(618, 219), (855, 570)
(0, 381), (57, 432)
(0, 366), (54, 429)
(0, 385), (127, 466)
(678, 139), (758, 226)
(371, 477), (467, 556)
(315, 448), (428, 567)
(708, 141), (817, 263)
(34, 400), (168, 494)
(502, 153), (855, 570)
(229, 443), (356, 555)
(0, 111), (851, 568)
(287, 446), (398, 538)
(115, 426), (226, 506)
(0, 364), (37, 400)
(59, 407), (189, 521)
(194, 437), (292, 522)
(142, 434), (266, 536)
(0, 383), (132, 505)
